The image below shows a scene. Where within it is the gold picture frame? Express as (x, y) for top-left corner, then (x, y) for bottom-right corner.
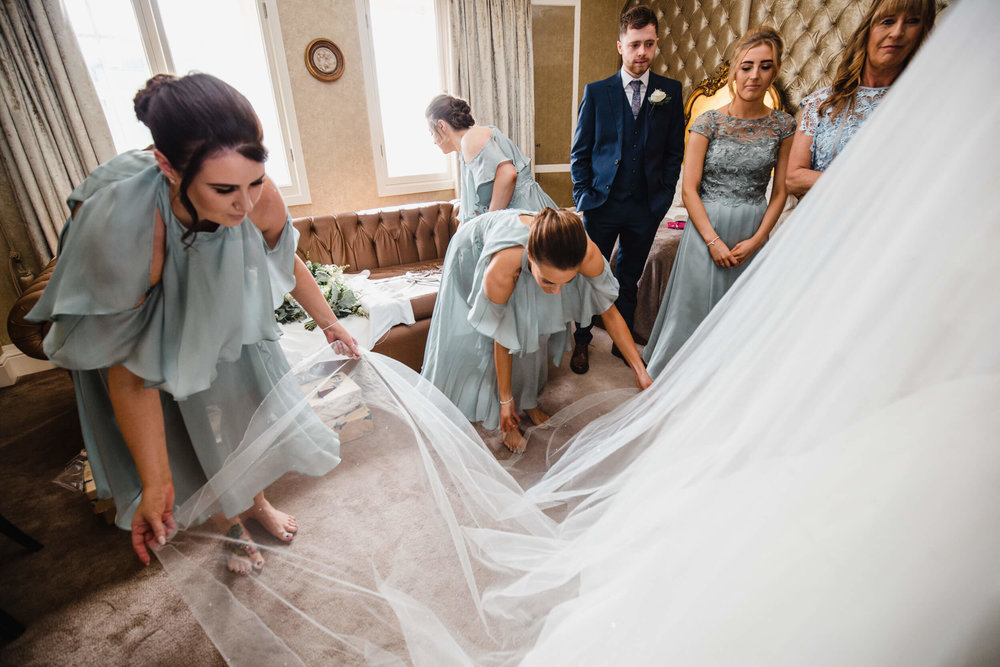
(305, 38), (345, 82)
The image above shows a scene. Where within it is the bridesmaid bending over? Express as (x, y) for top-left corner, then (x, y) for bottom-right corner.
(28, 73), (359, 573)
(422, 208), (652, 453)
(643, 28), (795, 377)
(427, 94), (556, 222)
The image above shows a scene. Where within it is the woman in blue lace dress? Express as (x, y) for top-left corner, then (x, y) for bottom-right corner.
(426, 95), (556, 222)
(422, 207), (652, 453)
(644, 29), (795, 378)
(28, 74), (360, 573)
(787, 0), (935, 196)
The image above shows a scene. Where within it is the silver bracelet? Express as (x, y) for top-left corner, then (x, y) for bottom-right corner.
(499, 396), (514, 405)
(706, 235), (721, 247)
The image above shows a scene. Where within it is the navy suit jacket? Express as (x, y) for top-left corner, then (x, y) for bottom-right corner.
(571, 71), (684, 222)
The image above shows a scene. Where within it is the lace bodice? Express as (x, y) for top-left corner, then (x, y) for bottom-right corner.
(690, 109), (795, 207)
(799, 86), (888, 172)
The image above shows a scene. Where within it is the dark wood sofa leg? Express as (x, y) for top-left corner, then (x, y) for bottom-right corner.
(0, 513), (43, 551)
(0, 512), (43, 641)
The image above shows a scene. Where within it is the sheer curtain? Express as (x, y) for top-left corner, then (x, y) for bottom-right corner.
(0, 0), (114, 266)
(448, 0), (535, 161)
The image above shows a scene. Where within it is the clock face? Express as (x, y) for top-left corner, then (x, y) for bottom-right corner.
(313, 47), (338, 74)
(306, 39), (344, 81)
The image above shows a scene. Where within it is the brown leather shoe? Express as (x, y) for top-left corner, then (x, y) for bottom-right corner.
(570, 343), (589, 374)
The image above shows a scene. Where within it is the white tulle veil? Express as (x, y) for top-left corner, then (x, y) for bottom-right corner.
(156, 1), (1000, 664)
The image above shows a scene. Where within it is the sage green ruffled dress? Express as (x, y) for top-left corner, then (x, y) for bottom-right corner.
(422, 209), (618, 430)
(459, 126), (556, 222)
(28, 150), (341, 529)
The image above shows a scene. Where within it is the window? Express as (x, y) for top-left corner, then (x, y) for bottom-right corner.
(64, 0), (310, 204)
(356, 0), (453, 196)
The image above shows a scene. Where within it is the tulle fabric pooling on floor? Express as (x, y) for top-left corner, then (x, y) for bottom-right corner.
(158, 2), (1000, 663)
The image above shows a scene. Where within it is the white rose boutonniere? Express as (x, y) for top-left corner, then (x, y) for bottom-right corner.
(648, 89), (670, 106)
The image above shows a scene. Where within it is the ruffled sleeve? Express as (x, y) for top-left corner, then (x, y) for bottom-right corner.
(28, 155), (289, 400)
(66, 150), (157, 214)
(484, 128), (531, 174)
(560, 262), (619, 334)
(467, 290), (521, 352)
(265, 217), (300, 308)
(463, 210), (619, 364)
(464, 210), (532, 354)
(29, 158), (158, 320)
(505, 256), (619, 367)
(467, 134), (516, 187)
(26, 161), (164, 376)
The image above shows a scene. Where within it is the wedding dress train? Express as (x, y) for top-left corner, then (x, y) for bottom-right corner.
(157, 1), (1000, 663)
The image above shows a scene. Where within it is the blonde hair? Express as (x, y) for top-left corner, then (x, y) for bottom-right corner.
(818, 0), (936, 119)
(727, 27), (784, 98)
(527, 208), (588, 271)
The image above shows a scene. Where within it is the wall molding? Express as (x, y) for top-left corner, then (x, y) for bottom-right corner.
(0, 344), (55, 387)
(532, 0), (581, 174)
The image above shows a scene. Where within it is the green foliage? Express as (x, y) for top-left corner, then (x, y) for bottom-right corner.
(275, 262), (367, 330)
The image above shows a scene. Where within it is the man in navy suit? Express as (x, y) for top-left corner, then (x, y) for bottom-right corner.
(570, 5), (684, 373)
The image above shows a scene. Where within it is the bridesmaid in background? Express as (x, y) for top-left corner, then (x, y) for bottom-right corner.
(644, 28), (795, 378)
(422, 207), (651, 454)
(786, 0), (935, 196)
(427, 94), (556, 222)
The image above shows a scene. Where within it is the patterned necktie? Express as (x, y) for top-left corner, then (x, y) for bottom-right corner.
(629, 79), (642, 118)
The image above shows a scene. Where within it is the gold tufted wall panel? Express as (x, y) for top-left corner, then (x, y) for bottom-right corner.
(625, 0), (867, 112)
(650, 0), (748, 98)
(747, 0), (867, 110)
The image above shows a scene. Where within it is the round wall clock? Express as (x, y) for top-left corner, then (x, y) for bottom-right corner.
(306, 38), (345, 82)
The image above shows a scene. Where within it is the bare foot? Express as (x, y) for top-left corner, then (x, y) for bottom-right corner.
(524, 407), (550, 426)
(503, 428), (527, 454)
(224, 520), (264, 574)
(243, 497), (298, 542)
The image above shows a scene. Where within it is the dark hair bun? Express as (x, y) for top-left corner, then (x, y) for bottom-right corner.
(134, 74), (178, 125)
(425, 94), (475, 130)
(450, 97), (471, 120)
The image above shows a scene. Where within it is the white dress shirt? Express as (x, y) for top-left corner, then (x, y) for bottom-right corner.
(620, 68), (650, 105)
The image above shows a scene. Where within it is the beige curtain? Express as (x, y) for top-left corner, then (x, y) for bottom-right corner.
(449, 0), (535, 162)
(0, 0), (114, 266)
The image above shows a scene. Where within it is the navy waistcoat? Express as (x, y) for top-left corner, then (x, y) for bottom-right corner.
(609, 91), (648, 204)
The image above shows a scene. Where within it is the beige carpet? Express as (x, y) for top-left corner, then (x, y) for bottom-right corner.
(0, 329), (638, 665)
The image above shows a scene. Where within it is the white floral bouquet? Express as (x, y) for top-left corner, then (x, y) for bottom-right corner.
(275, 261), (367, 330)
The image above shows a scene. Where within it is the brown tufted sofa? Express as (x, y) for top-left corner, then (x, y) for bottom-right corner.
(6, 201), (459, 373)
(6, 258), (57, 362)
(292, 201), (459, 370)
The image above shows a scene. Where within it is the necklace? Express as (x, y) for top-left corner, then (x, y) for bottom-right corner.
(723, 102), (770, 120)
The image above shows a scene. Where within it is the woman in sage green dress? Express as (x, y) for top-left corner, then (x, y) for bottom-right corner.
(28, 73), (360, 573)
(644, 28), (795, 378)
(427, 94), (556, 222)
(422, 207), (652, 453)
